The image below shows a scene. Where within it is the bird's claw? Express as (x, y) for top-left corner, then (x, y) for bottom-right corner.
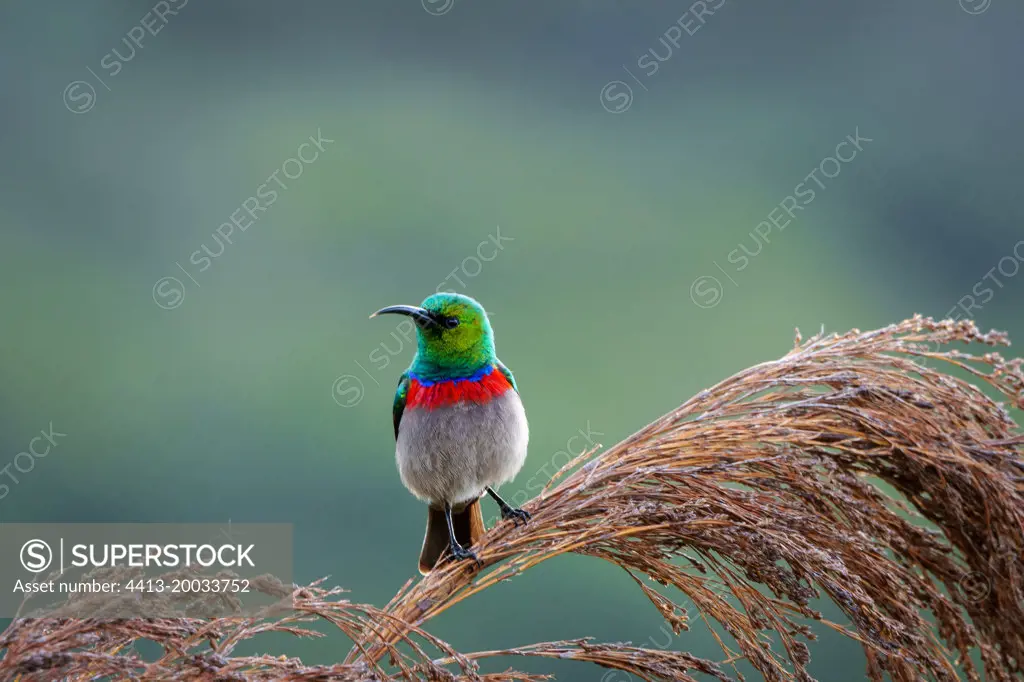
(449, 543), (482, 567)
(501, 507), (532, 527)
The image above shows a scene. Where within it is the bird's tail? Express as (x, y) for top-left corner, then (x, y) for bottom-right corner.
(418, 499), (484, 575)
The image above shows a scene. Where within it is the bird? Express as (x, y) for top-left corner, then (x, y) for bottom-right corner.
(370, 293), (530, 574)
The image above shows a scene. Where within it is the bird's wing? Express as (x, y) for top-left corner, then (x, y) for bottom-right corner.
(393, 371), (410, 439)
(496, 361), (518, 393)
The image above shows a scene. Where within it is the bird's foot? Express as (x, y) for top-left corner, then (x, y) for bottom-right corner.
(449, 542), (482, 567)
(500, 506), (531, 527)
(485, 486), (531, 527)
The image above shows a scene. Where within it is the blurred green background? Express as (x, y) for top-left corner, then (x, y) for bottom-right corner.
(1, 1), (1022, 679)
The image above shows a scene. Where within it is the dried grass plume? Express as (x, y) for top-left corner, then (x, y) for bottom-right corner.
(2, 316), (1022, 681)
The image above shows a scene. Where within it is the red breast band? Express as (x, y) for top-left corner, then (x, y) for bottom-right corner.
(406, 366), (512, 410)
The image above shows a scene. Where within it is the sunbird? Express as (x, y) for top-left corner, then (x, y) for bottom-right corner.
(371, 293), (530, 574)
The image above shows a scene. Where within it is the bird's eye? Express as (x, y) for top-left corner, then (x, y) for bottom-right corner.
(444, 316), (460, 329)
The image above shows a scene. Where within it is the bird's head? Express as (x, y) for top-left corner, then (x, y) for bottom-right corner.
(370, 293), (495, 372)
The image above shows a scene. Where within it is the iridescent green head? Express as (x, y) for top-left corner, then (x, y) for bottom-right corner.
(370, 293), (495, 378)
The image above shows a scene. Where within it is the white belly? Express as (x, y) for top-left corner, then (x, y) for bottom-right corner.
(395, 390), (529, 506)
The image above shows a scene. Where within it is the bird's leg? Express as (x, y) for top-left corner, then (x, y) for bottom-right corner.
(444, 502), (481, 566)
(486, 487), (531, 526)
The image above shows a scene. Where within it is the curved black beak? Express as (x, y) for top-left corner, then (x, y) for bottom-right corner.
(369, 304), (438, 327)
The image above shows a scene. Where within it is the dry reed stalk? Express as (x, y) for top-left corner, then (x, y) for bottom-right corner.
(2, 316), (1021, 681)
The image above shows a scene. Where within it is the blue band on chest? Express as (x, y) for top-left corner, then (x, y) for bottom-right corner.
(409, 364), (494, 387)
